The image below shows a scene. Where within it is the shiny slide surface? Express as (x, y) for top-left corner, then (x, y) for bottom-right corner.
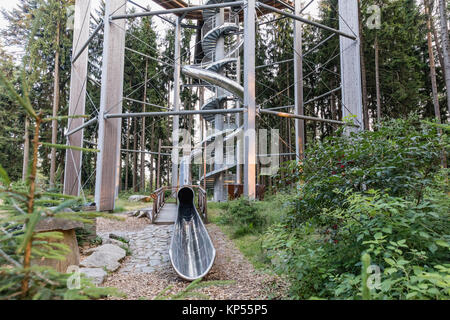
(169, 187), (216, 281)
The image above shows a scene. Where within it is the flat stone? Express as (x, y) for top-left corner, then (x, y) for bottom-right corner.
(81, 251), (121, 271)
(35, 217), (83, 232)
(80, 244), (126, 272)
(141, 267), (155, 273)
(80, 267), (107, 285)
(92, 244), (126, 259)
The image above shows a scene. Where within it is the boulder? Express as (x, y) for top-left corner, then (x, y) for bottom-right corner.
(128, 195), (151, 202)
(80, 267), (107, 285)
(32, 217), (84, 273)
(80, 244), (126, 272)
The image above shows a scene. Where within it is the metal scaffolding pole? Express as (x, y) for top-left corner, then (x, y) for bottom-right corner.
(64, 117), (98, 137)
(104, 108), (245, 119)
(259, 109), (359, 127)
(110, 1), (245, 20)
(257, 2), (357, 40)
(123, 97), (170, 110)
(266, 86), (343, 111)
(72, 20), (104, 64)
(244, 0), (257, 199)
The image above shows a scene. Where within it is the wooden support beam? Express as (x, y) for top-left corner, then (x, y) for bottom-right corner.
(243, 0), (257, 199)
(171, 18), (182, 191)
(338, 0), (363, 132)
(294, 0), (305, 159)
(94, 0), (126, 211)
(64, 0), (91, 196)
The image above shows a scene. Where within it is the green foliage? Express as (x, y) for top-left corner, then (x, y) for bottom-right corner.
(263, 118), (449, 300)
(263, 185), (450, 299)
(0, 22), (121, 298)
(218, 198), (266, 238)
(283, 116), (447, 226)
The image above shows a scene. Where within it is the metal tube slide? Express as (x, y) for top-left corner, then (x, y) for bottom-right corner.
(182, 65), (244, 100)
(169, 186), (216, 281)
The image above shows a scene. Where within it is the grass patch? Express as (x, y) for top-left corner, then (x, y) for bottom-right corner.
(114, 197), (152, 213)
(207, 193), (295, 271)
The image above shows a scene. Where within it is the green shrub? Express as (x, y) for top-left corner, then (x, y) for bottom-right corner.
(218, 197), (266, 237)
(280, 116), (448, 226)
(263, 182), (450, 299)
(263, 117), (449, 299)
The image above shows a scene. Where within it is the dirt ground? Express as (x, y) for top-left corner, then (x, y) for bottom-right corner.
(97, 216), (288, 300)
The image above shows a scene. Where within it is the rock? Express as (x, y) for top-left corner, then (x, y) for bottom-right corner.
(32, 217), (83, 273)
(80, 267), (107, 285)
(81, 251), (121, 271)
(35, 217), (83, 232)
(80, 244), (126, 272)
(104, 238), (129, 249)
(110, 233), (129, 243)
(128, 195), (150, 202)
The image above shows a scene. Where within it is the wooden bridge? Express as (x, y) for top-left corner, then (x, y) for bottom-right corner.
(147, 186), (208, 225)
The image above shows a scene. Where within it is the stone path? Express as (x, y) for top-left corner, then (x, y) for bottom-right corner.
(98, 224), (173, 274)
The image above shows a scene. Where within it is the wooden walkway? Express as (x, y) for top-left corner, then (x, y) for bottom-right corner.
(154, 203), (177, 225)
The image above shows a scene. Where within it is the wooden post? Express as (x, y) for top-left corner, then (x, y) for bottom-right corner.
(243, 0), (257, 199)
(95, 0), (126, 211)
(294, 0), (305, 159)
(157, 138), (161, 189)
(140, 58), (148, 191)
(338, 0), (363, 132)
(50, 19), (61, 188)
(171, 19), (181, 190)
(64, 0), (91, 196)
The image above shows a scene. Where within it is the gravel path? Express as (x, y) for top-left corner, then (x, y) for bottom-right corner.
(97, 216), (287, 300)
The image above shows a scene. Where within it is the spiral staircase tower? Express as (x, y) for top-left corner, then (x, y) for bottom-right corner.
(182, 0), (244, 201)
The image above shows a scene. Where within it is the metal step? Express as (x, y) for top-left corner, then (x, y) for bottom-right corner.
(201, 95), (228, 122)
(202, 23), (240, 58)
(205, 57), (237, 73)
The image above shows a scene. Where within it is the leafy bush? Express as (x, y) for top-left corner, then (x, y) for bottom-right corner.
(218, 198), (266, 237)
(282, 116), (447, 226)
(263, 117), (450, 299)
(263, 183), (450, 299)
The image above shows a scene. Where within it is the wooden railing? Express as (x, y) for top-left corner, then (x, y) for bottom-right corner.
(150, 187), (166, 224)
(197, 186), (208, 223)
(150, 185), (208, 223)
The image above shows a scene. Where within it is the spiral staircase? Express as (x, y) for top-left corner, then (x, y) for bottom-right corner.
(181, 0), (244, 196)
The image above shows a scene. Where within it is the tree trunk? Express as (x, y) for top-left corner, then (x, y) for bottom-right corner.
(49, 20), (61, 188)
(425, 0), (442, 122)
(375, 34), (381, 122)
(358, 0), (370, 130)
(438, 0), (450, 116)
(431, 16), (446, 81)
(426, 0), (447, 168)
(22, 117), (30, 181)
(140, 58), (148, 191)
